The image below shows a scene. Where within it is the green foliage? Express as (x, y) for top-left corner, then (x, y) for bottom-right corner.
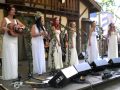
(99, 0), (115, 12)
(98, 0), (120, 31)
(17, 14), (34, 61)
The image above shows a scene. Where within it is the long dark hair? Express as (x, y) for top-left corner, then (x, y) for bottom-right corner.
(6, 4), (16, 18)
(35, 17), (44, 32)
(91, 21), (95, 27)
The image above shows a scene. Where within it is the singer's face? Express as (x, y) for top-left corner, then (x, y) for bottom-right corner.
(55, 18), (59, 24)
(111, 24), (115, 30)
(9, 7), (16, 16)
(92, 22), (96, 27)
(41, 16), (44, 25)
(111, 24), (114, 27)
(72, 22), (76, 28)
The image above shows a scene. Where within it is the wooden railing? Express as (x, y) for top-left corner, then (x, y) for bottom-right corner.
(6, 0), (79, 13)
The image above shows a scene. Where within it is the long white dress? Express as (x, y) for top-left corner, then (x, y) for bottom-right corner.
(66, 32), (79, 66)
(2, 17), (18, 80)
(31, 25), (46, 74)
(87, 31), (99, 63)
(108, 32), (118, 60)
(48, 30), (63, 69)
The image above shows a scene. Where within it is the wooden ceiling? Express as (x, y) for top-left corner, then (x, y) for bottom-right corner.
(0, 0), (101, 16)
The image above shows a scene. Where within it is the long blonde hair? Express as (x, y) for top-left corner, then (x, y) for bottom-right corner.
(108, 23), (115, 36)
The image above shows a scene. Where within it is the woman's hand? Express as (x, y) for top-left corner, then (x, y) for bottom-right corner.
(39, 31), (44, 36)
(65, 42), (68, 48)
(15, 25), (24, 33)
(58, 42), (61, 46)
(44, 31), (48, 36)
(7, 29), (18, 37)
(43, 31), (48, 37)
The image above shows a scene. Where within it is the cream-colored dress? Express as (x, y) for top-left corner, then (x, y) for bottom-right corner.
(65, 32), (79, 66)
(2, 17), (18, 80)
(0, 35), (3, 58)
(108, 32), (118, 60)
(87, 31), (99, 63)
(48, 30), (63, 69)
(31, 25), (46, 75)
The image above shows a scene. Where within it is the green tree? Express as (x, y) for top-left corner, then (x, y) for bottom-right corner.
(97, 0), (120, 31)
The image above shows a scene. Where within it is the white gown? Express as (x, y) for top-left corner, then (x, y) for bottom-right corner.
(87, 31), (99, 63)
(2, 17), (18, 80)
(66, 32), (79, 66)
(48, 30), (63, 69)
(108, 32), (118, 60)
(31, 25), (46, 74)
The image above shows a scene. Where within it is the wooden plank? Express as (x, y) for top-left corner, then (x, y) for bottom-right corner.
(66, 0), (70, 11)
(72, 0), (75, 11)
(69, 0), (73, 11)
(23, 0), (79, 13)
(75, 0), (78, 12)
(44, 0), (46, 9)
(0, 1), (79, 16)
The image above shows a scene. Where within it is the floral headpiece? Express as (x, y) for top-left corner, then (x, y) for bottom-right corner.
(35, 11), (43, 20)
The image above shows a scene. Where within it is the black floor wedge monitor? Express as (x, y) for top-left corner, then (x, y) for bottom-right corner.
(91, 58), (108, 71)
(108, 58), (120, 67)
(74, 62), (91, 76)
(48, 66), (78, 88)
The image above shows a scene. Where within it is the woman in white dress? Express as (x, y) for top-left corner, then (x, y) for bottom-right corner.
(65, 22), (79, 66)
(107, 23), (118, 60)
(31, 12), (47, 75)
(1, 5), (25, 80)
(48, 17), (63, 70)
(87, 21), (99, 64)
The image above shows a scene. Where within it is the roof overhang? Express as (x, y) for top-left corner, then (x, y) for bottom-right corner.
(80, 0), (101, 13)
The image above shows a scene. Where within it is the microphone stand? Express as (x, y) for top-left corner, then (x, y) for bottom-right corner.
(83, 31), (88, 62)
(23, 27), (42, 82)
(24, 29), (34, 80)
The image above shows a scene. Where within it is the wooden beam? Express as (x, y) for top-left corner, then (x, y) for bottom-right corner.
(81, 0), (101, 13)
(29, 0), (32, 7)
(80, 7), (88, 18)
(33, 0), (38, 7)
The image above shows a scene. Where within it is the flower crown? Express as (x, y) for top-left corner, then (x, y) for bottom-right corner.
(35, 11), (43, 19)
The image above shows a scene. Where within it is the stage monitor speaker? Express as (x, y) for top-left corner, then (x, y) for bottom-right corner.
(48, 66), (78, 88)
(91, 58), (108, 71)
(78, 52), (85, 59)
(108, 58), (120, 67)
(74, 62), (91, 76)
